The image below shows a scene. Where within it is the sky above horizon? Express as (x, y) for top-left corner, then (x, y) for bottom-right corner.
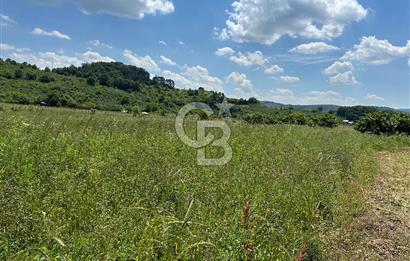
(1, 0), (409, 108)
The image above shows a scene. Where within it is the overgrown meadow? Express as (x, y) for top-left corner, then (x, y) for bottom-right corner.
(1, 105), (409, 260)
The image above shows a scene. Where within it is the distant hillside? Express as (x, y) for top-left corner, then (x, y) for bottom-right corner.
(399, 109), (410, 114)
(0, 59), (258, 113)
(263, 101), (339, 112)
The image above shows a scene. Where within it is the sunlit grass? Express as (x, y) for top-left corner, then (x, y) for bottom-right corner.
(0, 105), (409, 259)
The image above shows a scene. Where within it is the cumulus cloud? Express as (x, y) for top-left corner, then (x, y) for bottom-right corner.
(35, 0), (174, 19)
(162, 70), (193, 89)
(341, 36), (410, 65)
(4, 45), (115, 69)
(123, 49), (160, 74)
(279, 76), (300, 83)
(158, 40), (167, 46)
(226, 72), (253, 92)
(181, 65), (224, 92)
(159, 55), (177, 66)
(289, 42), (340, 55)
(31, 27), (71, 40)
(229, 51), (267, 66)
(324, 61), (354, 75)
(88, 40), (112, 49)
(268, 88), (356, 105)
(329, 71), (358, 85)
(218, 0), (367, 44)
(215, 47), (235, 57)
(264, 65), (284, 75)
(1, 14), (16, 27)
(365, 93), (384, 101)
(83, 51), (114, 63)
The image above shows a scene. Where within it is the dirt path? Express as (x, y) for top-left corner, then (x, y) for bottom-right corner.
(330, 149), (410, 260)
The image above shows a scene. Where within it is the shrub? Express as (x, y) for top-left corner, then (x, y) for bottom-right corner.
(87, 77), (97, 86)
(313, 113), (340, 128)
(81, 101), (96, 109)
(11, 92), (30, 104)
(14, 69), (24, 79)
(355, 111), (400, 135)
(39, 74), (54, 83)
(25, 72), (37, 81)
(244, 113), (275, 124)
(145, 102), (160, 112)
(397, 113), (410, 135)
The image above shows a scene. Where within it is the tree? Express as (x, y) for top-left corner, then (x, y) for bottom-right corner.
(14, 69), (24, 79)
(355, 111), (400, 135)
(248, 97), (259, 104)
(87, 76), (97, 86)
(25, 72), (37, 81)
(39, 74), (54, 83)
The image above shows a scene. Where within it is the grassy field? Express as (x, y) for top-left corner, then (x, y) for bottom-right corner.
(0, 105), (409, 260)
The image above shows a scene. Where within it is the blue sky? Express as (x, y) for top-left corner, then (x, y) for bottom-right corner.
(1, 0), (409, 108)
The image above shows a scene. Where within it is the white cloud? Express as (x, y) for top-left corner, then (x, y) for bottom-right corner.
(219, 0), (367, 44)
(329, 71), (358, 85)
(270, 88), (295, 96)
(229, 51), (267, 66)
(215, 47), (235, 57)
(226, 72), (253, 91)
(264, 65), (284, 75)
(123, 49), (160, 74)
(178, 41), (185, 45)
(279, 76), (300, 83)
(341, 36), (410, 65)
(162, 70), (193, 89)
(82, 51), (114, 63)
(35, 0), (174, 19)
(31, 27), (71, 40)
(181, 65), (224, 92)
(1, 14), (16, 27)
(365, 93), (384, 101)
(88, 40), (112, 49)
(0, 43), (20, 52)
(324, 61), (354, 75)
(268, 88), (356, 105)
(158, 40), (167, 46)
(159, 55), (177, 66)
(289, 42), (340, 55)
(9, 52), (83, 69)
(4, 46), (115, 69)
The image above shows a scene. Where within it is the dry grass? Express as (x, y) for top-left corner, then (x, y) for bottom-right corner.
(329, 149), (410, 260)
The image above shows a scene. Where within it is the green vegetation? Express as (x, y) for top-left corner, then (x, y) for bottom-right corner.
(243, 111), (340, 128)
(356, 111), (410, 135)
(1, 105), (409, 260)
(0, 59), (231, 113)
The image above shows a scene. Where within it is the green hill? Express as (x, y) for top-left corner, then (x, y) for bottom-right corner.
(0, 59), (258, 113)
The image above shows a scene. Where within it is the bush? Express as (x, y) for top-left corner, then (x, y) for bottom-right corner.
(14, 69), (24, 79)
(313, 113), (340, 128)
(11, 92), (30, 104)
(39, 74), (54, 83)
(25, 72), (37, 81)
(355, 111), (400, 135)
(87, 77), (97, 86)
(81, 101), (96, 109)
(397, 113), (410, 135)
(145, 102), (160, 112)
(244, 113), (275, 124)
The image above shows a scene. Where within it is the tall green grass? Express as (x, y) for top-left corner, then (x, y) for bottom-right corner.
(0, 106), (409, 259)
